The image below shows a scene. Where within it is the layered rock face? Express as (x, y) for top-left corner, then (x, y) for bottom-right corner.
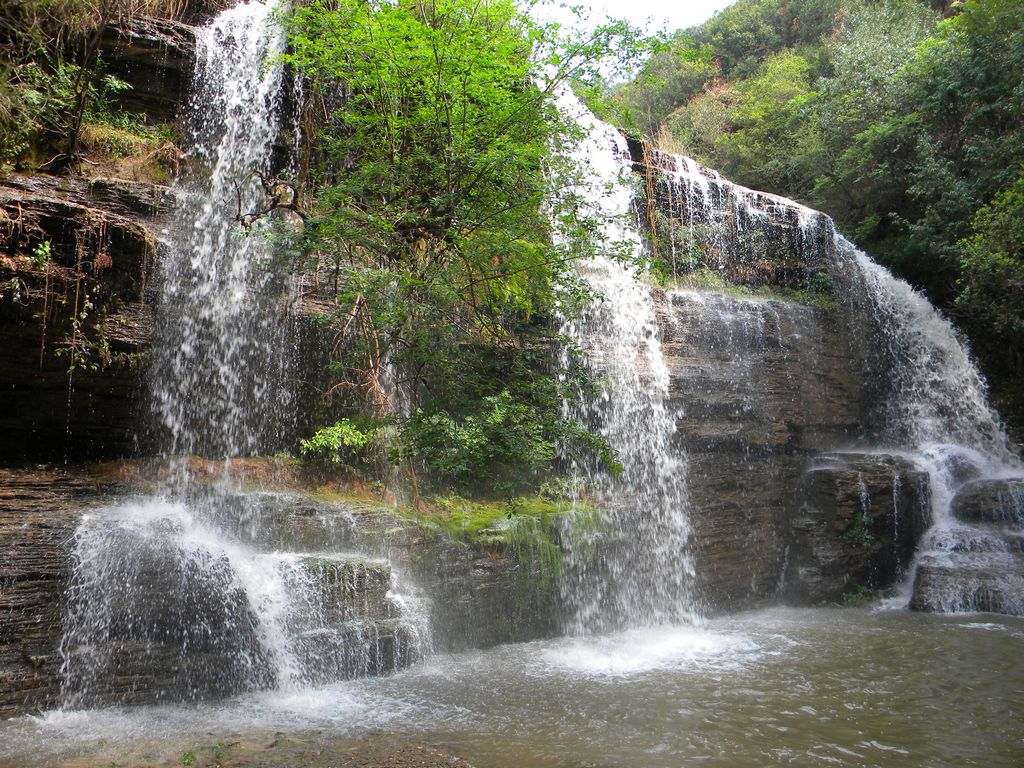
(0, 11), (195, 462)
(0, 469), (557, 716)
(0, 174), (167, 462)
(0, 468), (115, 719)
(58, 499), (425, 707)
(634, 148), (909, 609)
(659, 289), (931, 608)
(99, 16), (197, 122)
(0, 14), (324, 463)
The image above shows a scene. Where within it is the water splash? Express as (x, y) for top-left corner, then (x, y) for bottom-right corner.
(835, 241), (1013, 460)
(829, 239), (1023, 611)
(59, 498), (428, 707)
(652, 151), (831, 284)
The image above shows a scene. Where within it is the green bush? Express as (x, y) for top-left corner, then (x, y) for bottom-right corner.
(401, 390), (554, 483)
(299, 419), (384, 467)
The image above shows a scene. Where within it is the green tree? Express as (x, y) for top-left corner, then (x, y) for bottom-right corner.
(283, 0), (639, 486)
(697, 0), (842, 77)
(716, 50), (821, 193)
(605, 35), (716, 137)
(898, 0), (1024, 291)
(958, 175), (1024, 338)
(956, 174), (1024, 418)
(0, 0), (199, 169)
(807, 0), (938, 277)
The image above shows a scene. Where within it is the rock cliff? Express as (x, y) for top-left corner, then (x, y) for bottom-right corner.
(0, 174), (166, 461)
(659, 289), (932, 609)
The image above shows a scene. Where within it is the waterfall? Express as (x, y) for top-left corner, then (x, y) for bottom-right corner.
(833, 238), (1024, 611)
(58, 1), (428, 708)
(649, 146), (1015, 467)
(59, 494), (427, 705)
(834, 241), (1012, 460)
(54, 42), (1024, 709)
(149, 0), (294, 459)
(554, 92), (698, 633)
(551, 93), (1022, 618)
(644, 140), (1024, 613)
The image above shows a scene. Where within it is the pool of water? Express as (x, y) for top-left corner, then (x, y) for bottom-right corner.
(2, 607), (1022, 767)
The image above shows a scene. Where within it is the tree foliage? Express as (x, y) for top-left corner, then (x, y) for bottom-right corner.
(283, 0), (643, 486)
(956, 175), (1024, 388)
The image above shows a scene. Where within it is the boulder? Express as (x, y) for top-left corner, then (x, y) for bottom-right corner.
(783, 452), (932, 604)
(950, 478), (1024, 525)
(911, 554), (1024, 615)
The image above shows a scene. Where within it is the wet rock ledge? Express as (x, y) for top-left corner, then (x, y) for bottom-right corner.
(0, 174), (168, 462)
(0, 467), (118, 720)
(0, 464), (559, 718)
(912, 477), (1024, 615)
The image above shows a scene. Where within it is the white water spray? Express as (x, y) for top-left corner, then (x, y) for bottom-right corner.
(557, 97), (1023, 617)
(59, 2), (428, 707)
(554, 91), (697, 633)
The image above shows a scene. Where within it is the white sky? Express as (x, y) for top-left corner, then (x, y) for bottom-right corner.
(534, 0), (738, 35)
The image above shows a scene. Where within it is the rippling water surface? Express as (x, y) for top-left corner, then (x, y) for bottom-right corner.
(2, 608), (1022, 767)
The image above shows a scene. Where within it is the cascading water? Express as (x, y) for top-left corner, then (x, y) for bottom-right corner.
(836, 243), (1011, 458)
(58, 1), (427, 708)
(645, 144), (1024, 613)
(150, 0), (293, 459)
(834, 239), (1024, 612)
(50, 47), (1024, 711)
(60, 493), (428, 706)
(554, 92), (698, 633)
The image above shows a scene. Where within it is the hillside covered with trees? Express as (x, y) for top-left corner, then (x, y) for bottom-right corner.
(599, 0), (1024, 433)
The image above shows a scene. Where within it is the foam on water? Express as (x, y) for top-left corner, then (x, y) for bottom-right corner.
(534, 625), (759, 676)
(5, 609), (1023, 768)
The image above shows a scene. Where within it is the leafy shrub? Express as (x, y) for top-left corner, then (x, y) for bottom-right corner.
(400, 388), (621, 488)
(401, 390), (554, 482)
(299, 419), (384, 466)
